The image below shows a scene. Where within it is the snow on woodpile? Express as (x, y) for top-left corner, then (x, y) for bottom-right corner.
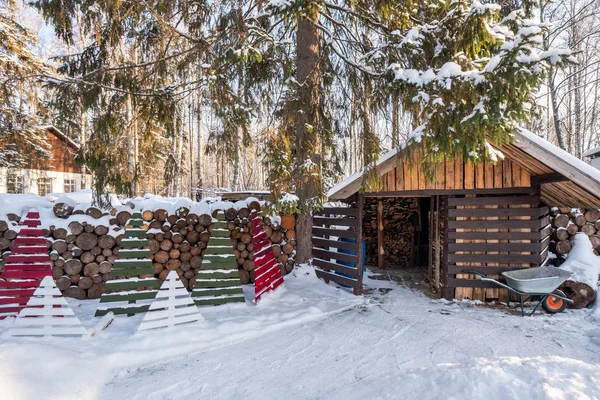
(0, 191), (297, 301)
(559, 233), (600, 308)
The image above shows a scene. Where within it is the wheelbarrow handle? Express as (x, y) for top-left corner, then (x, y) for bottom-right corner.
(462, 269), (488, 279)
(461, 269), (518, 293)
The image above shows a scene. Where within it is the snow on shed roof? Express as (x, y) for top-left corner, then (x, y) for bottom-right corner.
(583, 145), (600, 158)
(327, 147), (399, 199)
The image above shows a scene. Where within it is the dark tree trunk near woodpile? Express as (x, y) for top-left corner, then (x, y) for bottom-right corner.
(294, 3), (321, 264)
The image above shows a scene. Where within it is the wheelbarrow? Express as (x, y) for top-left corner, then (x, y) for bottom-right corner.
(461, 267), (574, 316)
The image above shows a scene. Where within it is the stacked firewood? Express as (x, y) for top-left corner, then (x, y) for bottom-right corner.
(145, 208), (213, 291)
(231, 212), (296, 284)
(362, 198), (419, 267)
(50, 220), (115, 300)
(0, 205), (296, 300)
(550, 208), (600, 257)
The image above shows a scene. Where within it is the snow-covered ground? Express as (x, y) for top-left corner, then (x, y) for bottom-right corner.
(1, 266), (599, 400)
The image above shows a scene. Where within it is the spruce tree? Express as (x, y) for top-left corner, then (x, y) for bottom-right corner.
(0, 0), (52, 167)
(386, 1), (575, 173)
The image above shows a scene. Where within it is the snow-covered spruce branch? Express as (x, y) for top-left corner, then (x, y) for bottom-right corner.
(312, 21), (383, 77)
(322, 2), (389, 33)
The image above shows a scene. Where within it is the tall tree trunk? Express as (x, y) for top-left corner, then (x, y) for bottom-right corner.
(196, 73), (203, 199)
(541, 2), (567, 150)
(126, 95), (135, 195)
(549, 70), (566, 149)
(392, 91), (399, 148)
(232, 65), (243, 192)
(295, 4), (321, 264)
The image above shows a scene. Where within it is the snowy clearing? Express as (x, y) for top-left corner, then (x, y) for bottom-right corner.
(1, 266), (599, 400)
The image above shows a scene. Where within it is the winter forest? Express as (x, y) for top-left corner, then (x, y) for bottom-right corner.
(1, 1), (598, 250)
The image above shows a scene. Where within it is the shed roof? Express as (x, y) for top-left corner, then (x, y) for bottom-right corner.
(328, 128), (600, 208)
(583, 145), (600, 158)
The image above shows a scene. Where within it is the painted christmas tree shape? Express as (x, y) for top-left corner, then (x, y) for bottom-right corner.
(0, 210), (52, 318)
(191, 211), (245, 306)
(251, 210), (284, 302)
(5, 276), (87, 337)
(95, 212), (159, 317)
(137, 270), (203, 332)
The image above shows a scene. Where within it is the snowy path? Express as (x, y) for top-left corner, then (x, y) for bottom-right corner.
(1, 266), (600, 399)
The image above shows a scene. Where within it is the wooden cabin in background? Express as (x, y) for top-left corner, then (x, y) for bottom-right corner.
(318, 128), (600, 301)
(0, 126), (92, 195)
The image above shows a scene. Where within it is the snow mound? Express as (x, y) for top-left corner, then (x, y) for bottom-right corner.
(560, 233), (600, 288)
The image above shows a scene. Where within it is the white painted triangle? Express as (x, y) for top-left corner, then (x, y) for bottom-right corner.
(137, 271), (204, 332)
(5, 276), (88, 337)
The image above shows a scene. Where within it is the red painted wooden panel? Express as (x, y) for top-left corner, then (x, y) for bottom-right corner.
(0, 297), (30, 305)
(0, 289), (36, 297)
(5, 255), (50, 263)
(25, 212), (40, 219)
(22, 220), (41, 227)
(10, 246), (49, 254)
(18, 228), (45, 237)
(14, 237), (48, 245)
(0, 280), (40, 288)
(4, 264), (52, 271)
(1, 271), (51, 279)
(251, 210), (284, 302)
(0, 306), (26, 315)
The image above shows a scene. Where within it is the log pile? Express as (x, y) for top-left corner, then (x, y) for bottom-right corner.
(550, 207), (600, 258)
(0, 206), (296, 300)
(228, 209), (296, 284)
(363, 198), (420, 267)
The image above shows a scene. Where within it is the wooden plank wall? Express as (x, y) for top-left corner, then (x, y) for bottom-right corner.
(312, 204), (363, 295)
(444, 193), (550, 301)
(379, 156), (531, 192)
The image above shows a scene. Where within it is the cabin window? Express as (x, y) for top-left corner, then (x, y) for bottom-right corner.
(37, 178), (52, 196)
(6, 172), (24, 194)
(64, 179), (76, 193)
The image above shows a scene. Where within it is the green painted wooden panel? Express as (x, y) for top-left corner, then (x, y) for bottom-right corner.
(209, 235), (232, 242)
(105, 279), (159, 292)
(113, 259), (153, 273)
(214, 213), (225, 221)
(99, 291), (157, 303)
(117, 249), (151, 258)
(211, 229), (230, 238)
(110, 268), (154, 277)
(203, 247), (234, 255)
(192, 287), (244, 297)
(131, 212), (143, 218)
(95, 304), (150, 316)
(124, 229), (147, 238)
(193, 279), (243, 288)
(120, 239), (147, 248)
(201, 263), (238, 270)
(194, 296), (245, 306)
(196, 270), (240, 279)
(127, 219), (145, 227)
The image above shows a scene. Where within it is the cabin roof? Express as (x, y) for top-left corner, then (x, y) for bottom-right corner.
(328, 128), (600, 208)
(45, 126), (80, 151)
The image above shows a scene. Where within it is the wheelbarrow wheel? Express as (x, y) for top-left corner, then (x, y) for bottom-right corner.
(542, 289), (567, 314)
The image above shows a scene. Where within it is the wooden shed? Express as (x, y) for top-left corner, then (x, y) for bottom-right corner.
(316, 128), (600, 300)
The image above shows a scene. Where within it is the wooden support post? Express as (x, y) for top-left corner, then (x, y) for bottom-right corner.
(434, 195), (441, 290)
(355, 193), (364, 295)
(377, 199), (385, 269)
(428, 196), (434, 282)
